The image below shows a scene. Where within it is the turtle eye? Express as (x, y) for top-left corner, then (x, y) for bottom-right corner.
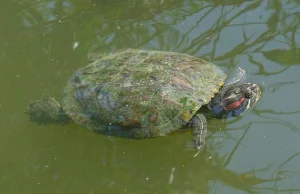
(234, 88), (240, 94)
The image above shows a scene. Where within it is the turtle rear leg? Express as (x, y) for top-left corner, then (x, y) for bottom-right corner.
(27, 98), (71, 124)
(190, 113), (208, 156)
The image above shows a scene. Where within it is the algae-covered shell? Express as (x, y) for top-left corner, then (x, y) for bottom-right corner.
(62, 49), (226, 138)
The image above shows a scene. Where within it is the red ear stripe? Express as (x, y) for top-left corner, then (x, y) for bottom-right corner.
(224, 97), (245, 110)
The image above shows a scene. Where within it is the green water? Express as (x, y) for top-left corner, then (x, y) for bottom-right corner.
(0, 0), (299, 193)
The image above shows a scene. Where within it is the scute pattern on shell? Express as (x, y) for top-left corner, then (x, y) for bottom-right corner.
(62, 49), (226, 138)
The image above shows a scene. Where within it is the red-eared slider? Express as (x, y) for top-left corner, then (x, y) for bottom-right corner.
(28, 49), (261, 152)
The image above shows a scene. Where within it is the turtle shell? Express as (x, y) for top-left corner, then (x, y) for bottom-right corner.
(62, 49), (226, 138)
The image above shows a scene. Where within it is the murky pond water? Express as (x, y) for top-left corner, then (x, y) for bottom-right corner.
(0, 0), (299, 193)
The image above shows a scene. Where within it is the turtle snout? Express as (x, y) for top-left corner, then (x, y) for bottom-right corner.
(244, 89), (252, 99)
(245, 83), (261, 103)
(248, 83), (260, 95)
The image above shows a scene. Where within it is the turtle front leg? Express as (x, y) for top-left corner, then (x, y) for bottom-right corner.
(191, 113), (208, 155)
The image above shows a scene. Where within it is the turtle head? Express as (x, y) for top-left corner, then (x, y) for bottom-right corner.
(208, 83), (261, 117)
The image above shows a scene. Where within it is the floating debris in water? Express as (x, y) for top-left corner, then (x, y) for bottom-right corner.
(73, 42), (79, 50)
(169, 167), (176, 184)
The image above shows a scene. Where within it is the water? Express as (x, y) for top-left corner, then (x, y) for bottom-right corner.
(0, 0), (299, 193)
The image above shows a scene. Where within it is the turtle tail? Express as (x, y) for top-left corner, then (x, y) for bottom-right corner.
(27, 98), (71, 125)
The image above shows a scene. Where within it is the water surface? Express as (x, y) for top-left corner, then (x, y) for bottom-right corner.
(0, 0), (300, 193)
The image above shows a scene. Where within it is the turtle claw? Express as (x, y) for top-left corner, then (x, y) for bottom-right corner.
(193, 136), (204, 157)
(193, 150), (201, 157)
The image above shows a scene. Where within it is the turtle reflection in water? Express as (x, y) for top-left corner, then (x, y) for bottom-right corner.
(28, 49), (261, 154)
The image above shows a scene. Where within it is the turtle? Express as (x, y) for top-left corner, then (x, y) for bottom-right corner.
(27, 49), (261, 152)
